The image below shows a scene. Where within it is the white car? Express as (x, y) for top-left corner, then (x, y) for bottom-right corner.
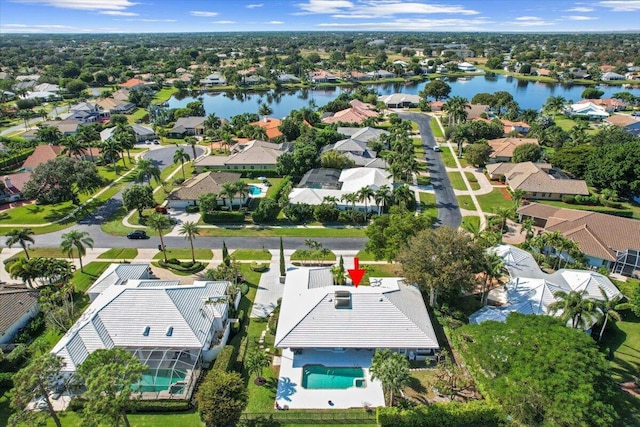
(432, 145), (441, 151)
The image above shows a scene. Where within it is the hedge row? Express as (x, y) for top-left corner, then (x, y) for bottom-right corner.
(212, 345), (236, 372)
(157, 260), (205, 273)
(0, 148), (34, 171)
(68, 397), (191, 413)
(562, 194), (624, 209)
(250, 262), (269, 272)
(269, 175), (291, 200)
(376, 401), (505, 427)
(203, 211), (245, 224)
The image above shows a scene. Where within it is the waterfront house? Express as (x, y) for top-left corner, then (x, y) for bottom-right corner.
(168, 116), (207, 138)
(321, 100), (378, 125)
(564, 102), (609, 120)
(193, 140), (289, 171)
(249, 117), (283, 140)
(487, 137), (539, 163)
(167, 171), (242, 208)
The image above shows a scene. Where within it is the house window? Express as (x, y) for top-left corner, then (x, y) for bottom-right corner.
(142, 326), (150, 336)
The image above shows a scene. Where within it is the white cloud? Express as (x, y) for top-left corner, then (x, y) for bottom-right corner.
(213, 20), (236, 24)
(599, 1), (640, 11)
(12, 0), (137, 10)
(566, 6), (594, 12)
(513, 16), (555, 26)
(1, 22), (77, 32)
(564, 15), (598, 20)
(127, 18), (177, 22)
(190, 11), (219, 17)
(246, 3), (263, 8)
(268, 20), (285, 24)
(100, 10), (138, 16)
(296, 0), (479, 17)
(515, 16), (542, 21)
(316, 17), (493, 31)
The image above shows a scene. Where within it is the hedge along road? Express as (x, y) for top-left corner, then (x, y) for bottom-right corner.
(398, 112), (462, 229)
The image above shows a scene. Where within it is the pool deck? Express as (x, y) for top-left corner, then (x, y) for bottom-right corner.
(276, 348), (385, 409)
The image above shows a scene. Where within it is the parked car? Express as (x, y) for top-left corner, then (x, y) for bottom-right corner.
(127, 230), (148, 239)
(632, 111), (640, 117)
(155, 205), (168, 214)
(432, 145), (441, 151)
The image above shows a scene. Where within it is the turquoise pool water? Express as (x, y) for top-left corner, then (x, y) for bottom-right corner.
(249, 185), (262, 195)
(302, 365), (365, 389)
(137, 369), (186, 393)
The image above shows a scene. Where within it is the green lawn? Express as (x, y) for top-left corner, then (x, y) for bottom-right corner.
(362, 263), (403, 283)
(465, 172), (480, 191)
(198, 227), (367, 238)
(430, 117), (444, 138)
(440, 147), (457, 168)
(152, 248), (213, 260)
(476, 188), (514, 212)
(97, 248), (138, 260)
(71, 261), (112, 293)
(416, 175), (431, 186)
(554, 116), (597, 135)
(290, 250), (336, 262)
(601, 310), (640, 383)
(127, 108), (148, 124)
(462, 216), (481, 231)
(4, 247), (67, 264)
(151, 87), (178, 103)
(231, 249), (272, 261)
(456, 195), (475, 211)
(419, 192), (437, 218)
(448, 171), (467, 191)
(46, 411), (202, 426)
(355, 250), (378, 261)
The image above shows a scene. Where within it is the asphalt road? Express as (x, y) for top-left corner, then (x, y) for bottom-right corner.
(398, 112), (462, 229)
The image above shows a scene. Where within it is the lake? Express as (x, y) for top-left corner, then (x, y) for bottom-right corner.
(167, 74), (640, 119)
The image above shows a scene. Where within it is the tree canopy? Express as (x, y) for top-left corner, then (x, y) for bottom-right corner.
(365, 207), (432, 262)
(122, 184), (155, 217)
(585, 141), (640, 198)
(195, 370), (248, 427)
(455, 314), (619, 427)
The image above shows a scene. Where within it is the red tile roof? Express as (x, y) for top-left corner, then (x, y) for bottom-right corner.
(22, 145), (63, 169)
(250, 117), (283, 140)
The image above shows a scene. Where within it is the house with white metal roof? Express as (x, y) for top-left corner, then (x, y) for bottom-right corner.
(87, 263), (152, 301)
(470, 245), (621, 328)
(52, 278), (234, 399)
(274, 267), (438, 409)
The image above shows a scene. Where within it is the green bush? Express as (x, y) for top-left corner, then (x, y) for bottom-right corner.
(601, 199), (623, 209)
(250, 262), (269, 272)
(14, 312), (45, 344)
(338, 209), (366, 224)
(235, 337), (248, 371)
(377, 401), (505, 427)
(561, 195), (576, 204)
(212, 345), (236, 372)
(167, 258), (181, 265)
(203, 211), (245, 224)
(69, 397), (191, 413)
(173, 177), (185, 185)
(240, 283), (250, 295)
(236, 309), (245, 323)
(574, 194), (600, 205)
(231, 321), (241, 337)
(185, 205), (199, 213)
(158, 260), (205, 273)
(252, 198), (280, 223)
(270, 175), (291, 200)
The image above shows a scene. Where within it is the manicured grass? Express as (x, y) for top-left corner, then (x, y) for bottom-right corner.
(264, 178), (284, 199)
(440, 147), (457, 168)
(465, 172), (480, 191)
(231, 249), (272, 261)
(456, 195), (475, 211)
(100, 206), (134, 235)
(127, 107), (148, 123)
(462, 216), (481, 231)
(152, 248), (213, 260)
(290, 250), (337, 262)
(46, 411), (202, 426)
(97, 248), (138, 259)
(537, 199), (640, 220)
(448, 171), (467, 191)
(5, 247), (67, 264)
(151, 87), (178, 103)
(419, 192), (437, 218)
(613, 278), (640, 299)
(476, 188), (514, 212)
(355, 250), (377, 261)
(362, 263), (403, 284)
(71, 261), (112, 293)
(416, 175), (431, 186)
(430, 117), (444, 138)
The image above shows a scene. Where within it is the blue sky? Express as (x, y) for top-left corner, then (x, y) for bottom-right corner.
(0, 0), (639, 33)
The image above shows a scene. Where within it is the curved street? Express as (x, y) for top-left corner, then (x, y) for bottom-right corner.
(398, 112), (461, 229)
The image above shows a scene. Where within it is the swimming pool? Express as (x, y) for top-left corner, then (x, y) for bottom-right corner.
(136, 368), (187, 393)
(302, 365), (366, 389)
(249, 185), (262, 195)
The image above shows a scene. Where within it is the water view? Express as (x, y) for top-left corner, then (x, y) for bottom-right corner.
(167, 74), (640, 119)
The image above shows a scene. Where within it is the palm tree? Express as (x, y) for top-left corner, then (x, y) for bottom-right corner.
(245, 348), (271, 385)
(393, 184), (414, 209)
(76, 125), (100, 161)
(341, 192), (358, 210)
(185, 136), (198, 159)
(220, 182), (237, 210)
(369, 349), (410, 406)
(9, 257), (37, 288)
(204, 113), (222, 134)
(135, 159), (161, 188)
(443, 96), (470, 127)
(482, 252), (507, 305)
(5, 228), (35, 259)
(596, 288), (631, 342)
(178, 221), (200, 263)
(548, 290), (599, 329)
(60, 230), (94, 272)
(258, 102), (273, 119)
(493, 206), (514, 243)
(507, 188), (525, 209)
(61, 135), (85, 159)
(146, 213), (172, 262)
(543, 96), (566, 119)
(357, 186), (374, 216)
(101, 138), (122, 173)
(520, 217), (535, 242)
(221, 131), (234, 154)
(374, 185), (392, 214)
(113, 123), (136, 165)
(235, 181), (250, 208)
(173, 147), (191, 179)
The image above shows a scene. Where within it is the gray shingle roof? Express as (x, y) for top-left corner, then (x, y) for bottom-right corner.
(0, 284), (39, 339)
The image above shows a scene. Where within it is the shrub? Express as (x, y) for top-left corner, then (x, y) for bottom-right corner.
(185, 205), (199, 213)
(173, 177), (185, 185)
(601, 199), (623, 209)
(314, 203), (340, 222)
(212, 345), (236, 372)
(338, 209), (366, 224)
(250, 262), (269, 272)
(236, 336), (248, 370)
(574, 194), (600, 205)
(167, 258), (181, 265)
(236, 310), (245, 323)
(203, 211), (245, 224)
(240, 283), (249, 295)
(252, 198), (280, 223)
(14, 312), (45, 344)
(561, 195), (576, 204)
(231, 321), (241, 337)
(283, 203), (314, 223)
(70, 397), (191, 413)
(377, 401), (505, 427)
(158, 260), (205, 273)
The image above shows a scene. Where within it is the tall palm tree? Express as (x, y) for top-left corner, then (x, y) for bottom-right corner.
(482, 252), (507, 305)
(221, 182), (237, 210)
(374, 185), (393, 215)
(520, 217), (535, 242)
(9, 257), (37, 288)
(178, 221), (200, 263)
(204, 113), (222, 134)
(113, 123), (136, 165)
(146, 213), (172, 262)
(61, 135), (85, 159)
(235, 181), (250, 208)
(548, 290), (599, 329)
(5, 228), (35, 259)
(493, 206), (514, 243)
(173, 147), (191, 179)
(341, 192), (358, 210)
(101, 138), (122, 173)
(443, 96), (470, 127)
(543, 95), (566, 119)
(185, 136), (198, 159)
(596, 288), (630, 342)
(507, 188), (525, 209)
(76, 125), (100, 161)
(357, 186), (375, 215)
(258, 102), (273, 119)
(60, 230), (94, 272)
(393, 184), (414, 209)
(370, 349), (410, 406)
(135, 159), (161, 188)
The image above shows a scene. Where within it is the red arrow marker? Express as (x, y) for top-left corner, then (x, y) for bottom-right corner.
(347, 257), (366, 288)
